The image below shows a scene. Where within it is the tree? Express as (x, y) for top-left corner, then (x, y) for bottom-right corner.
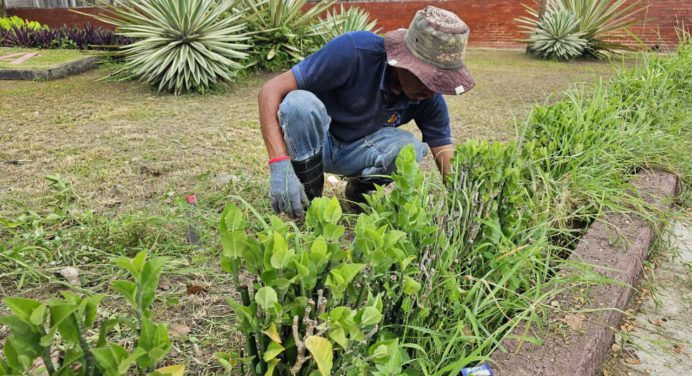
(1, 0), (7, 18)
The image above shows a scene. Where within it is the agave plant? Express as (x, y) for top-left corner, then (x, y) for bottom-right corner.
(528, 9), (588, 60)
(84, 0), (250, 94)
(517, 0), (645, 59)
(241, 0), (335, 70)
(314, 4), (380, 43)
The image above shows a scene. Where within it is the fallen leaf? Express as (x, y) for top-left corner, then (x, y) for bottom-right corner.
(169, 323), (190, 338)
(603, 369), (611, 376)
(612, 343), (621, 352)
(562, 313), (587, 331)
(648, 317), (663, 327)
(622, 348), (641, 365)
(186, 284), (208, 295)
(57, 267), (80, 286)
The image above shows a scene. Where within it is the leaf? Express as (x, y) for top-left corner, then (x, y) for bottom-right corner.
(221, 230), (248, 261)
(262, 323), (282, 344)
(305, 336), (333, 376)
(323, 197), (342, 224)
(111, 280), (137, 307)
(225, 299), (255, 325)
(270, 233), (294, 269)
(360, 306), (382, 326)
(29, 304), (47, 326)
(220, 204), (245, 232)
(255, 287), (278, 311)
(403, 276), (422, 295)
(48, 303), (81, 345)
(372, 344), (388, 359)
(310, 236), (328, 257)
(263, 341), (284, 362)
(329, 326), (348, 350)
(335, 263), (364, 286)
(3, 297), (41, 324)
(323, 223), (345, 242)
(265, 358), (279, 376)
(154, 365), (185, 376)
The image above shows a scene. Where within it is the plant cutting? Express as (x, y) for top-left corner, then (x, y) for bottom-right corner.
(219, 191), (439, 374)
(0, 251), (180, 376)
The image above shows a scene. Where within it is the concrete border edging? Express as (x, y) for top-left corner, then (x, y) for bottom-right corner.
(490, 170), (679, 375)
(0, 56), (101, 81)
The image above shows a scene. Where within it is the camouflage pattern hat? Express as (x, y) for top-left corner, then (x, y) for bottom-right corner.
(384, 6), (475, 95)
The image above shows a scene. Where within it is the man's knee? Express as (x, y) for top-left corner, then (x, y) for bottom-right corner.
(278, 90), (328, 132)
(278, 90), (329, 160)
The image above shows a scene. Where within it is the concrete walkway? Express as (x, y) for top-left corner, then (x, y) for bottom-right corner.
(605, 219), (692, 375)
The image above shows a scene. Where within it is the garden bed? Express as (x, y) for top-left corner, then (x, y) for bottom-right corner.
(490, 170), (679, 375)
(0, 48), (100, 80)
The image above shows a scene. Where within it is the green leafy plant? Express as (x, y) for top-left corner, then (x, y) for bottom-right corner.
(314, 4), (380, 43)
(518, 0), (645, 59)
(0, 16), (47, 31)
(526, 9), (588, 60)
(240, 0), (335, 71)
(218, 196), (421, 375)
(0, 251), (179, 376)
(83, 0), (250, 94)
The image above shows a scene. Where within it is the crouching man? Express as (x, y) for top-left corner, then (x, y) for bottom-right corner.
(258, 6), (475, 218)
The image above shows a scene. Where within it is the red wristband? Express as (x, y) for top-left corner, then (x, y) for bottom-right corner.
(268, 156), (291, 164)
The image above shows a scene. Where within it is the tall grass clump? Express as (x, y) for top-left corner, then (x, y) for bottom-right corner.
(400, 35), (690, 371)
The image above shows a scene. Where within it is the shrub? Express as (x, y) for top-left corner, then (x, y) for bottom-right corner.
(87, 0), (250, 95)
(240, 0), (335, 71)
(0, 24), (131, 50)
(314, 4), (380, 44)
(518, 0), (645, 59)
(527, 9), (588, 60)
(0, 16), (46, 31)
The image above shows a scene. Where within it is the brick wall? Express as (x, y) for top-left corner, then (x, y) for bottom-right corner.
(8, 0), (692, 50)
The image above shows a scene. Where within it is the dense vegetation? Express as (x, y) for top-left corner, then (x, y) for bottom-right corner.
(1, 5), (689, 376)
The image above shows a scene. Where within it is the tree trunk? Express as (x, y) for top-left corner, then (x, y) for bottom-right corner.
(1, 0), (7, 18)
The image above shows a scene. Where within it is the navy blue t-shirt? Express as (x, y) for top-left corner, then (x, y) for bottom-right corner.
(291, 31), (452, 147)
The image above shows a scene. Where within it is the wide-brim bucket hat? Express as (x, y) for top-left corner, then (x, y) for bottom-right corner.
(384, 6), (475, 95)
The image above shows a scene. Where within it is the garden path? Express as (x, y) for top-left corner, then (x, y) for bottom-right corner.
(605, 219), (692, 375)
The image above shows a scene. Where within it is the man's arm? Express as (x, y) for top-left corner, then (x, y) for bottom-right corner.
(258, 70), (298, 158)
(430, 144), (455, 182)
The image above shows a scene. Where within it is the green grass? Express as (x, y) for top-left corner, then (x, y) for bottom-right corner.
(0, 48), (651, 374)
(0, 47), (94, 69)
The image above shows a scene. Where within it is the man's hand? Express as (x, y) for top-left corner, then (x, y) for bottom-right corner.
(269, 159), (309, 219)
(431, 144), (455, 183)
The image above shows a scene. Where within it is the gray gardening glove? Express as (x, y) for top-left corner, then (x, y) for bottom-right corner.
(269, 159), (309, 219)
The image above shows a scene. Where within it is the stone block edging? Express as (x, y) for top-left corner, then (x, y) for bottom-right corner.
(490, 170), (679, 375)
(0, 56), (101, 81)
